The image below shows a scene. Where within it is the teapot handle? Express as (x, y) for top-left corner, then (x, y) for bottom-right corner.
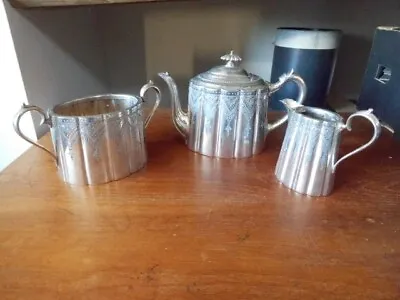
(332, 109), (381, 172)
(267, 70), (307, 131)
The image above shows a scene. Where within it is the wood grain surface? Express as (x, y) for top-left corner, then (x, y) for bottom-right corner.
(9, 0), (196, 9)
(0, 110), (399, 299)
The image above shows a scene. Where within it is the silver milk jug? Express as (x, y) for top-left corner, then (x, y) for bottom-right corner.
(13, 81), (161, 185)
(275, 99), (382, 197)
(158, 50), (307, 158)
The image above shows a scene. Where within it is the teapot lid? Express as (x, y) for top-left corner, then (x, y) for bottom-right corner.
(191, 51), (265, 89)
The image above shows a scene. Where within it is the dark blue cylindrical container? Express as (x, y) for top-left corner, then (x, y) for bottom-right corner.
(270, 27), (342, 110)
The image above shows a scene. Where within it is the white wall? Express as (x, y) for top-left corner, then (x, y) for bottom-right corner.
(0, 0), (36, 172)
(102, 0), (400, 109)
(4, 2), (109, 137)
(6, 0), (400, 112)
(97, 5), (147, 96)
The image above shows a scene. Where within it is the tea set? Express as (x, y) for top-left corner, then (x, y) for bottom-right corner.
(13, 51), (382, 197)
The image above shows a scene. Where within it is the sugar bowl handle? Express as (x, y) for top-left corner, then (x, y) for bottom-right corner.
(267, 69), (307, 131)
(13, 104), (57, 162)
(140, 80), (162, 128)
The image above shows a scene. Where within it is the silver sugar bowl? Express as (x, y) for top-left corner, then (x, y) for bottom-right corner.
(159, 50), (307, 158)
(13, 81), (161, 185)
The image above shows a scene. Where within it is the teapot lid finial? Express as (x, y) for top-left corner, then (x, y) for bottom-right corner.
(220, 50), (242, 67)
(191, 50), (265, 88)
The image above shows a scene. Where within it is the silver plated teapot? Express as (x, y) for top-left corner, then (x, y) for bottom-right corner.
(158, 50), (307, 158)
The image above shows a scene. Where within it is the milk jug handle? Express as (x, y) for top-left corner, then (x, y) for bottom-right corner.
(13, 104), (57, 163)
(333, 109), (381, 172)
(267, 70), (307, 131)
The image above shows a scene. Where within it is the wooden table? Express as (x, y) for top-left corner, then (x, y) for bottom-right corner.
(1, 110), (399, 299)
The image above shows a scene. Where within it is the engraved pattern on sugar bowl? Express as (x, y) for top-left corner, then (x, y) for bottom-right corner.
(13, 81), (161, 185)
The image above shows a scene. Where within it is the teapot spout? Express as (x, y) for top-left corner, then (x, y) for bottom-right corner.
(280, 98), (306, 113)
(158, 72), (189, 138)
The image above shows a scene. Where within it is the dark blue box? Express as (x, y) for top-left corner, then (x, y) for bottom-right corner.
(357, 26), (400, 140)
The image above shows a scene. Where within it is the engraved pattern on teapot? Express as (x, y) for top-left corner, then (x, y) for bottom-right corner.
(241, 92), (257, 142)
(189, 86), (259, 142)
(220, 92), (240, 137)
(158, 50), (307, 158)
